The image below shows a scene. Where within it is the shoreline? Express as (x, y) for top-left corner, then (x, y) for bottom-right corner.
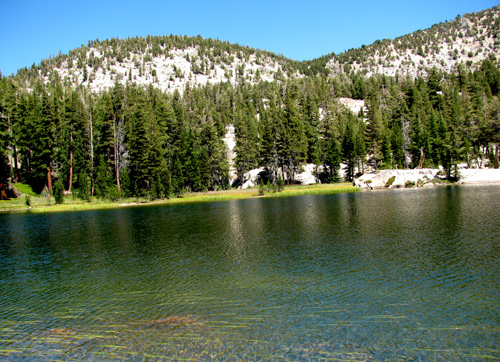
(0, 183), (359, 214)
(3, 171), (500, 214)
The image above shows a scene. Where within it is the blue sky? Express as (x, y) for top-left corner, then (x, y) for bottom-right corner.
(1, 0), (498, 76)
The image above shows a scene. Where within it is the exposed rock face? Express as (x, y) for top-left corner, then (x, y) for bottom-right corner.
(295, 164), (319, 185)
(239, 164), (321, 189)
(241, 168), (266, 189)
(222, 124), (237, 183)
(458, 169), (500, 184)
(338, 98), (367, 116)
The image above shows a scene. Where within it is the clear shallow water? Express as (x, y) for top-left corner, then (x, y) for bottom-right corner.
(0, 185), (499, 361)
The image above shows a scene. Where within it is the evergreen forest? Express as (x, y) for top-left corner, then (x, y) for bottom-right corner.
(1, 56), (500, 200)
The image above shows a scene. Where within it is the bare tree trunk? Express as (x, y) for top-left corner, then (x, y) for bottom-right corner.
(401, 116), (411, 168)
(418, 148), (425, 169)
(47, 167), (53, 194)
(13, 145), (19, 183)
(8, 114), (20, 182)
(68, 132), (73, 193)
(69, 152), (73, 193)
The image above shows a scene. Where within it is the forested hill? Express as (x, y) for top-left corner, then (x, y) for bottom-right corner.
(0, 6), (499, 201)
(307, 5), (500, 78)
(10, 35), (305, 94)
(6, 6), (500, 93)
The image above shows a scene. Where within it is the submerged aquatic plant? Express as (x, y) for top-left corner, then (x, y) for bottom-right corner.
(142, 315), (202, 328)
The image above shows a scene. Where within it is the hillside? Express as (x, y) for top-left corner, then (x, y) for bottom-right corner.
(323, 5), (500, 78)
(13, 35), (304, 94)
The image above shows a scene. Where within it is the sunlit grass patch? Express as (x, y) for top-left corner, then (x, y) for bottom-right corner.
(0, 183), (359, 214)
(274, 184), (359, 197)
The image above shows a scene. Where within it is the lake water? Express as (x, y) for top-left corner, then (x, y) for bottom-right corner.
(1, 185), (499, 361)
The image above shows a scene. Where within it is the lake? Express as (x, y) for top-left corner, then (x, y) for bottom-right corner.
(1, 185), (499, 361)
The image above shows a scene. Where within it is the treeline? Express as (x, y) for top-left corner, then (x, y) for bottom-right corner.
(1, 58), (499, 199)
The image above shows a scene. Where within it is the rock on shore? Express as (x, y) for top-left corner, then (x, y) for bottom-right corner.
(354, 169), (438, 189)
(458, 169), (500, 184)
(239, 164), (322, 188)
(354, 168), (500, 189)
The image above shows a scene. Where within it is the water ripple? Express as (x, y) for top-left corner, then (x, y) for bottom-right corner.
(1, 186), (500, 360)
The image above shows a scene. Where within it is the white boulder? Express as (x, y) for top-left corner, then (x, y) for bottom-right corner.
(354, 169), (438, 189)
(295, 164), (319, 185)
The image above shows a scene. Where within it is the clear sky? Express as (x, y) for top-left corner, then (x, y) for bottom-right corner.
(1, 0), (498, 76)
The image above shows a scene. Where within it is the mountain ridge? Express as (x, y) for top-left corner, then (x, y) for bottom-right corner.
(324, 5), (500, 78)
(6, 5), (500, 94)
(12, 35), (305, 94)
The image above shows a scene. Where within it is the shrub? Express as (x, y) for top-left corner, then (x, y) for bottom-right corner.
(106, 186), (121, 202)
(13, 183), (37, 197)
(449, 165), (461, 182)
(54, 180), (64, 204)
(405, 180), (416, 188)
(277, 175), (285, 192)
(77, 173), (91, 201)
(42, 186), (50, 198)
(266, 181), (276, 193)
(258, 180), (265, 196)
(271, 183), (278, 193)
(385, 176), (396, 188)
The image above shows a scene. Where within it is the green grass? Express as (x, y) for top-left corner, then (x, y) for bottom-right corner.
(0, 183), (359, 214)
(272, 184), (359, 197)
(12, 183), (38, 197)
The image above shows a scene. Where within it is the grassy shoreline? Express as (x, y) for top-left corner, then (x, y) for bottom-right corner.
(0, 183), (359, 214)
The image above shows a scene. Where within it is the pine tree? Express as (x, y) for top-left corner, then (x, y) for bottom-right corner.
(77, 172), (90, 201)
(94, 154), (113, 198)
(321, 110), (342, 182)
(126, 87), (150, 196)
(279, 84), (307, 183)
(260, 96), (281, 184)
(302, 92), (321, 165)
(0, 78), (13, 189)
(234, 110), (258, 185)
(200, 115), (230, 190)
(342, 113), (364, 181)
(24, 84), (57, 193)
(365, 97), (385, 169)
(53, 179), (64, 204)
